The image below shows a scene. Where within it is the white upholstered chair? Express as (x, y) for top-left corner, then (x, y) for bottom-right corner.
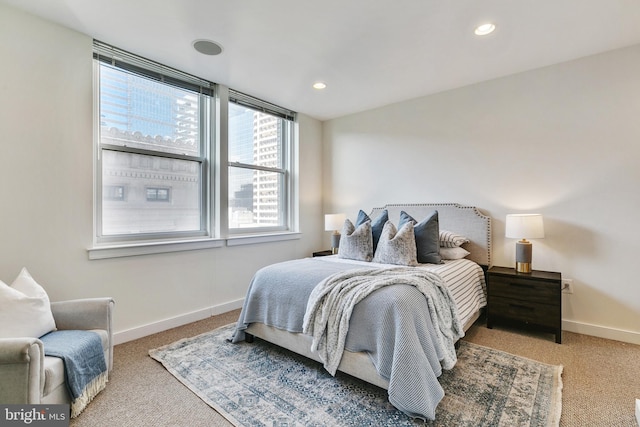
(0, 297), (114, 404)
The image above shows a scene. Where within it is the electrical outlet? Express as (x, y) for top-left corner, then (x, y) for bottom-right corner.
(561, 279), (573, 294)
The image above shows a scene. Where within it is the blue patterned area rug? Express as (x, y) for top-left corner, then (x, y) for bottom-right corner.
(149, 324), (562, 426)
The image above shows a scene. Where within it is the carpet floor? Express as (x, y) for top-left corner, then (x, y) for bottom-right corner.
(70, 310), (640, 427)
(149, 324), (562, 426)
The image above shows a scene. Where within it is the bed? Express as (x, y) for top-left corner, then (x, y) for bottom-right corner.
(231, 203), (492, 420)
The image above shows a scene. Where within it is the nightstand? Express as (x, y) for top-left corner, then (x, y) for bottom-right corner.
(312, 250), (333, 257)
(487, 266), (562, 343)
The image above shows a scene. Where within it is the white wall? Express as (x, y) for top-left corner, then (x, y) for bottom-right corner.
(0, 4), (324, 342)
(323, 45), (640, 344)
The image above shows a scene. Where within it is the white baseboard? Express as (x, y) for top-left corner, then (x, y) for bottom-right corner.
(113, 298), (244, 345)
(113, 303), (639, 346)
(562, 319), (640, 345)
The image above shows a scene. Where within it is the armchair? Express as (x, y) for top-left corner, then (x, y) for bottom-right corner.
(0, 297), (114, 405)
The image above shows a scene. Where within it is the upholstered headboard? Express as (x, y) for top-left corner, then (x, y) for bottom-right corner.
(369, 203), (492, 267)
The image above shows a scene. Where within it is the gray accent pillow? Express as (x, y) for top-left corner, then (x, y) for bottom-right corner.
(356, 209), (388, 253)
(338, 219), (373, 262)
(399, 210), (443, 264)
(372, 221), (417, 266)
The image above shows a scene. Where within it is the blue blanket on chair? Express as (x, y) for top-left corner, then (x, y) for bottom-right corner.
(41, 330), (108, 417)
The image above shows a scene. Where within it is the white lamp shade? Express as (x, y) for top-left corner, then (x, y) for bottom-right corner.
(505, 214), (545, 239)
(324, 213), (346, 231)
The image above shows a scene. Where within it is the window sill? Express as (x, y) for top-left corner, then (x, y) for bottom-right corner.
(226, 231), (301, 246)
(87, 232), (301, 259)
(88, 238), (225, 260)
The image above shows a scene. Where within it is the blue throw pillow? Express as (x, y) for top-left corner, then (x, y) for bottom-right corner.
(398, 210), (443, 264)
(356, 209), (388, 252)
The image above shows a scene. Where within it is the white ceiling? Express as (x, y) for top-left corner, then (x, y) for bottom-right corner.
(4, 0), (640, 121)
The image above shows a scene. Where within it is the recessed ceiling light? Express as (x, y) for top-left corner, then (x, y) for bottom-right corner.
(312, 82), (327, 90)
(474, 23), (496, 36)
(192, 39), (223, 56)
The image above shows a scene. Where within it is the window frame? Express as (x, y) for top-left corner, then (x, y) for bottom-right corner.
(227, 96), (295, 234)
(93, 42), (214, 245)
(89, 41), (299, 259)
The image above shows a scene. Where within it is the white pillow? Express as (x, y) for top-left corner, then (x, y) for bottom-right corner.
(0, 268), (57, 338)
(439, 247), (471, 260)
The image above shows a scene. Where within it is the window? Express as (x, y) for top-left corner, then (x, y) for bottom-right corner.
(91, 41), (298, 255)
(228, 92), (295, 232)
(94, 41), (213, 242)
(146, 187), (171, 202)
(104, 185), (125, 201)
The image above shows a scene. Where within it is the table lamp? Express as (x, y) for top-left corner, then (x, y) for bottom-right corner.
(505, 214), (544, 273)
(325, 213), (346, 254)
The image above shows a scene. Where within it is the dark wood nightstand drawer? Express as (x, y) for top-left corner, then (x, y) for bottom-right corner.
(489, 296), (559, 328)
(489, 276), (559, 305)
(487, 266), (562, 343)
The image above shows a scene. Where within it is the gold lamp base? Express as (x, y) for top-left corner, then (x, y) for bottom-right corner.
(515, 262), (532, 273)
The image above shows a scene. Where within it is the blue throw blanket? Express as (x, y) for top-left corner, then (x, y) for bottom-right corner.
(41, 330), (108, 417)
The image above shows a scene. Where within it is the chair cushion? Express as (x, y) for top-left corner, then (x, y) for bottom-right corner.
(42, 356), (66, 397)
(41, 329), (109, 398)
